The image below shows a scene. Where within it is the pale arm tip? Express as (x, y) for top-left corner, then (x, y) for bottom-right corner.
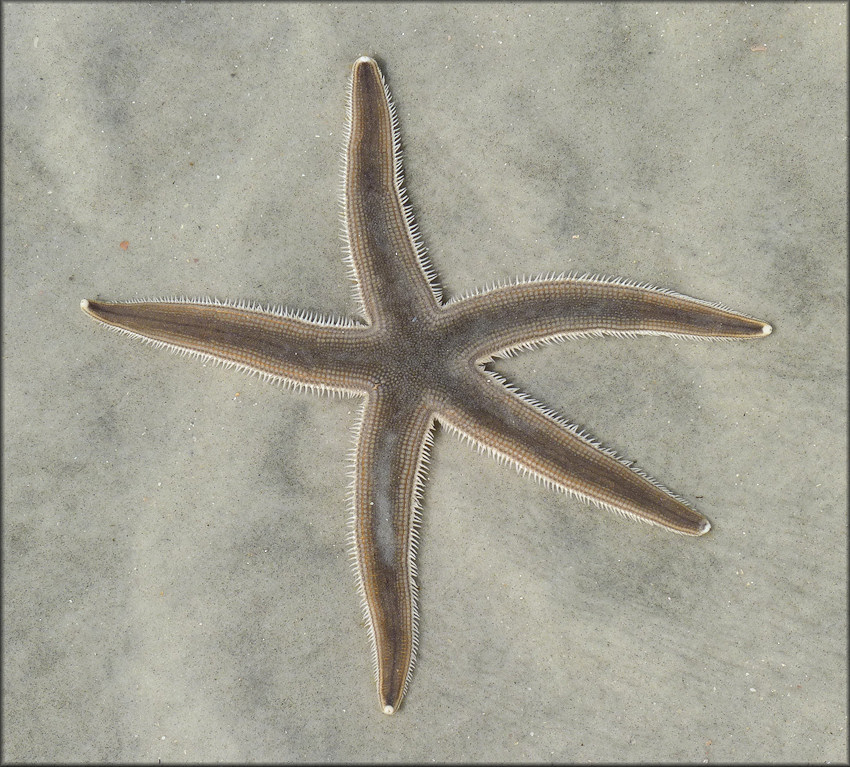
(382, 704), (396, 715)
(80, 299), (90, 311)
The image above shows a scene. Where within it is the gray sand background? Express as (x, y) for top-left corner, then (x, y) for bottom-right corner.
(3, 2), (846, 762)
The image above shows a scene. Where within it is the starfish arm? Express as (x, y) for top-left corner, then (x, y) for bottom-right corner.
(350, 391), (434, 714)
(80, 299), (374, 393)
(441, 277), (772, 361)
(343, 57), (440, 326)
(439, 372), (711, 535)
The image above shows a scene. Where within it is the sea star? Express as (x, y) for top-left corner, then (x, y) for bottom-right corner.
(81, 56), (771, 714)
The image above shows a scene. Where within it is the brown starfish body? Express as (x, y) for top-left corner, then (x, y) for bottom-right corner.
(81, 56), (771, 714)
